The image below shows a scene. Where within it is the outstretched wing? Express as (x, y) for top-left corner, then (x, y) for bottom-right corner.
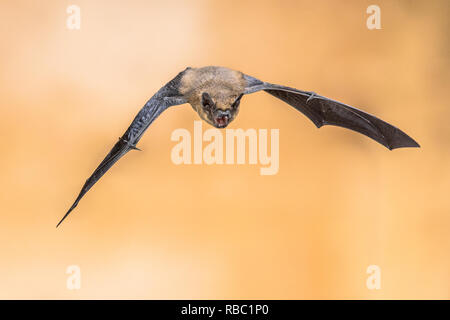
(57, 70), (187, 227)
(243, 74), (419, 150)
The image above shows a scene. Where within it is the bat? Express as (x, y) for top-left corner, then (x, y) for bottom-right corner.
(57, 66), (419, 227)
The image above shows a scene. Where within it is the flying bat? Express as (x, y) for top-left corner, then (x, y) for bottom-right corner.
(57, 66), (420, 227)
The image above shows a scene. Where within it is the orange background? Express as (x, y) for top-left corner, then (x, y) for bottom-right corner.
(0, 0), (448, 299)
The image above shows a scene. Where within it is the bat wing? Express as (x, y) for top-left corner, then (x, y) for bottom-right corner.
(57, 70), (187, 227)
(243, 74), (420, 150)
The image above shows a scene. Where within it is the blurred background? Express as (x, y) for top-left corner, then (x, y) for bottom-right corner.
(0, 0), (448, 299)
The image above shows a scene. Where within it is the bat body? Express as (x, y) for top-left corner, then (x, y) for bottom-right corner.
(57, 66), (419, 227)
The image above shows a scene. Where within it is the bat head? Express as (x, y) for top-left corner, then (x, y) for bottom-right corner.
(196, 92), (243, 128)
(179, 66), (247, 128)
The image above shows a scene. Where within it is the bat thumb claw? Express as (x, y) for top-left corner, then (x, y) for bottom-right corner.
(130, 145), (141, 151)
(119, 137), (141, 151)
(306, 92), (316, 103)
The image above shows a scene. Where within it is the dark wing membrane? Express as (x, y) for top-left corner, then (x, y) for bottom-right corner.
(244, 75), (419, 150)
(57, 71), (187, 227)
(56, 137), (134, 227)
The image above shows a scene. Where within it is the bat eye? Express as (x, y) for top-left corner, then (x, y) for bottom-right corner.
(203, 101), (211, 109)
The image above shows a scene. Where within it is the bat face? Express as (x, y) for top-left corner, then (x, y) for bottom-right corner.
(196, 91), (243, 128)
(179, 66), (247, 128)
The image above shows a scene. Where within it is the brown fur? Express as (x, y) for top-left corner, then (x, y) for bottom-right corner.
(179, 66), (246, 126)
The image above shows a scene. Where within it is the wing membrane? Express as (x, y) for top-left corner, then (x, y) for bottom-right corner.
(244, 75), (419, 150)
(57, 71), (187, 227)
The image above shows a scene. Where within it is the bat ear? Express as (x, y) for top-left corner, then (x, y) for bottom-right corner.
(202, 92), (214, 109)
(231, 94), (244, 109)
(202, 92), (211, 101)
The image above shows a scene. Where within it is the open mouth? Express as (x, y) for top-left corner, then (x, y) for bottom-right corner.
(214, 115), (229, 128)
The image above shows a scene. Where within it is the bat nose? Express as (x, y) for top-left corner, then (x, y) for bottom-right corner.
(215, 109), (231, 118)
(213, 109), (232, 128)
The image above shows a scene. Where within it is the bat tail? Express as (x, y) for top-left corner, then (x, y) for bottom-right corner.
(57, 137), (139, 228)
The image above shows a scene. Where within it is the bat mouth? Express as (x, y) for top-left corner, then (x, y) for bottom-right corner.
(214, 115), (229, 128)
